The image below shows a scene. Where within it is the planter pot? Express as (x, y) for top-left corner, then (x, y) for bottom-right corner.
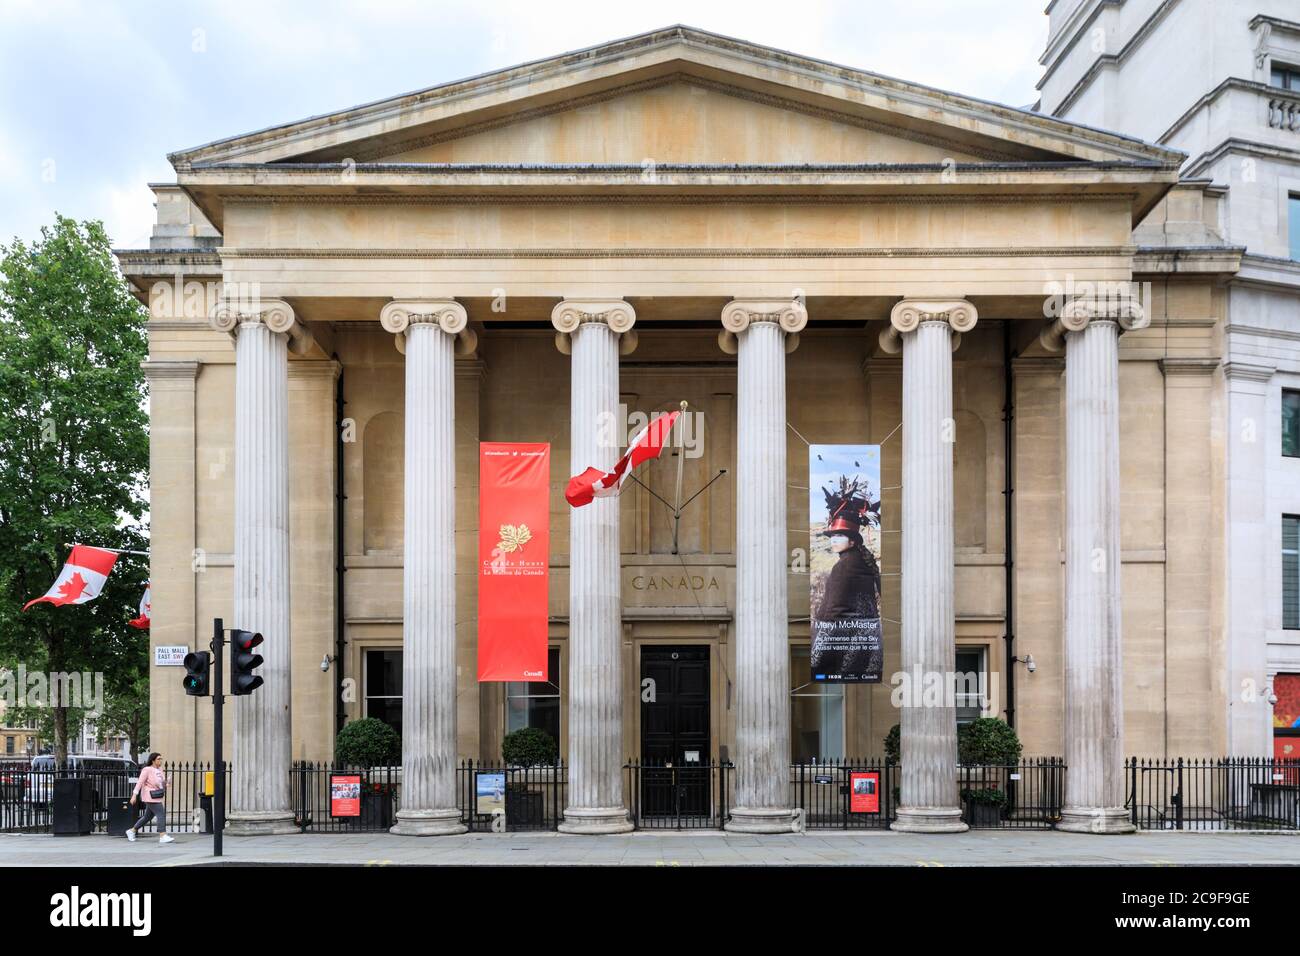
(359, 789), (394, 830)
(965, 799), (1004, 827)
(505, 786), (545, 828)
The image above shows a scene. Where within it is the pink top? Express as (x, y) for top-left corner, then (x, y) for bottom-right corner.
(133, 766), (166, 803)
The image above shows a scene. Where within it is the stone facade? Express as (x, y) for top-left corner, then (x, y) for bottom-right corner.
(118, 27), (1235, 831)
(1041, 0), (1300, 757)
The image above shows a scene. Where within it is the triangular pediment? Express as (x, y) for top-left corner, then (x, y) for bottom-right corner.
(170, 26), (1181, 171)
(372, 76), (998, 166)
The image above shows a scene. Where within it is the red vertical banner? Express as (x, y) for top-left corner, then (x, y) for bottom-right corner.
(478, 443), (550, 682)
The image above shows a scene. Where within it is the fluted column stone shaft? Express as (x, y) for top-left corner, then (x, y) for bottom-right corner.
(888, 299), (975, 834)
(720, 300), (806, 833)
(1059, 319), (1133, 832)
(209, 300), (298, 836)
(553, 301), (636, 833)
(381, 300), (467, 836)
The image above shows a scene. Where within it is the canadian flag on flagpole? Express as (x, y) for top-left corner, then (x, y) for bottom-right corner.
(566, 409), (680, 508)
(22, 545), (120, 611)
(129, 582), (151, 629)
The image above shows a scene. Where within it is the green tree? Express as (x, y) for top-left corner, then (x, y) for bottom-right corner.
(0, 215), (149, 763)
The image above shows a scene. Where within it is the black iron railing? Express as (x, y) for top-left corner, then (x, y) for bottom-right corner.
(291, 762), (399, 833)
(626, 759), (731, 829)
(0, 761), (229, 834)
(957, 758), (1065, 829)
(1127, 757), (1300, 830)
(457, 759), (567, 832)
(793, 759), (897, 829)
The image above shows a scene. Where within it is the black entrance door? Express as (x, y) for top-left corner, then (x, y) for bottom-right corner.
(639, 645), (710, 819)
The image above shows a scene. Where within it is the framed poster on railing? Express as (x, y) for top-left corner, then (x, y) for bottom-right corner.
(329, 773), (362, 818)
(850, 771), (880, 814)
(476, 771), (506, 816)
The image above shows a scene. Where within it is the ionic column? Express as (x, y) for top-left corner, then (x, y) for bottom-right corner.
(552, 299), (637, 834)
(718, 299), (806, 833)
(1041, 298), (1144, 833)
(381, 300), (471, 835)
(883, 299), (976, 834)
(209, 299), (308, 835)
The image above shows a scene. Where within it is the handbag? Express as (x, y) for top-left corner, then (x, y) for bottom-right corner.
(149, 788), (165, 800)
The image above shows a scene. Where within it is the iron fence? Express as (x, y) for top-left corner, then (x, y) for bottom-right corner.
(626, 759), (731, 829)
(957, 758), (1065, 829)
(1127, 757), (1300, 830)
(793, 759), (897, 829)
(291, 762), (399, 833)
(458, 759), (567, 832)
(0, 761), (229, 834)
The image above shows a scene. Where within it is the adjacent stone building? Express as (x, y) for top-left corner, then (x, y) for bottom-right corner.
(118, 26), (1247, 833)
(1039, 0), (1300, 761)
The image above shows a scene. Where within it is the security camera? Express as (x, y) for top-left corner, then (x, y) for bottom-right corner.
(1026, 655), (1036, 674)
(320, 654), (331, 673)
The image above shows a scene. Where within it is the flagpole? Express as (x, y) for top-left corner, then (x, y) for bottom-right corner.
(671, 400), (688, 555)
(69, 543), (150, 557)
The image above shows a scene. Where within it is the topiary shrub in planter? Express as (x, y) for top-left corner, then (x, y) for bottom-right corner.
(501, 727), (558, 768)
(335, 717), (400, 768)
(957, 718), (1023, 766)
(334, 718), (400, 830)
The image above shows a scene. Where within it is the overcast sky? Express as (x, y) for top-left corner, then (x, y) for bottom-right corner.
(0, 0), (1051, 251)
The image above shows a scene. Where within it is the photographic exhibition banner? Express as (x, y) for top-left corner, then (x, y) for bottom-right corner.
(809, 445), (883, 683)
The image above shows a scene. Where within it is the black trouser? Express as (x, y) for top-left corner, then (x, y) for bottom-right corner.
(130, 802), (166, 832)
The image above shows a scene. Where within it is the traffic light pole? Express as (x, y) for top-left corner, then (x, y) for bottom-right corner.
(211, 617), (225, 859)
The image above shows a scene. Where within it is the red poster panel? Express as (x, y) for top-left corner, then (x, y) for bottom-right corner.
(330, 774), (361, 818)
(478, 443), (550, 682)
(850, 771), (880, 814)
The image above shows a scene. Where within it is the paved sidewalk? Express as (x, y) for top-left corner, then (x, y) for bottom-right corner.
(2, 829), (1297, 866)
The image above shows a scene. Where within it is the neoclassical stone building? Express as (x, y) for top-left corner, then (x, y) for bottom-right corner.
(119, 26), (1245, 834)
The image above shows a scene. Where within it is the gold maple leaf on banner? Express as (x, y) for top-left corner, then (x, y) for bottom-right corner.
(497, 523), (532, 554)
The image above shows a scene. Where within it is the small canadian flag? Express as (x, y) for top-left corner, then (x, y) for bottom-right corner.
(22, 545), (119, 611)
(129, 582), (151, 629)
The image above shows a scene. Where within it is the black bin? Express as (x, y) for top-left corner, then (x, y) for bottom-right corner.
(106, 798), (136, 836)
(52, 777), (93, 836)
(198, 794), (214, 834)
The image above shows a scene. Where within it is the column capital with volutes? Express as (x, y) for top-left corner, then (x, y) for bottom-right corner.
(1039, 296), (1147, 353)
(551, 298), (637, 356)
(209, 297), (316, 355)
(879, 298), (977, 354)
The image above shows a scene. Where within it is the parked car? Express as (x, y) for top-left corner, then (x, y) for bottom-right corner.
(0, 760), (29, 798)
(24, 755), (140, 807)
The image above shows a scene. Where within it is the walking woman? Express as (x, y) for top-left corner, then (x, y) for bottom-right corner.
(126, 753), (174, 844)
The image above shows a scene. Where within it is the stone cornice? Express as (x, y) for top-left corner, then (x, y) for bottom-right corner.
(1158, 357), (1219, 377)
(1222, 361), (1276, 384)
(215, 244), (1136, 260)
(214, 192), (1138, 207)
(141, 359), (201, 384)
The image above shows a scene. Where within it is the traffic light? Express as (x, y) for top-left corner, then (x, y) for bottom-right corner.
(182, 651), (211, 696)
(230, 630), (264, 695)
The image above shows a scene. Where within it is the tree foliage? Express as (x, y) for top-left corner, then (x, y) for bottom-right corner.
(0, 216), (149, 761)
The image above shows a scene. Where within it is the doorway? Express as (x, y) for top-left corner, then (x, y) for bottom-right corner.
(639, 645), (711, 819)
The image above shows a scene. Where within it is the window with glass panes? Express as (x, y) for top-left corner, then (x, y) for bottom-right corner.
(955, 646), (988, 726)
(364, 649), (402, 736)
(1272, 63), (1300, 90)
(1285, 516), (1299, 630)
(790, 645), (844, 762)
(1284, 390), (1300, 457)
(505, 647), (561, 745)
(1291, 196), (1300, 262)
